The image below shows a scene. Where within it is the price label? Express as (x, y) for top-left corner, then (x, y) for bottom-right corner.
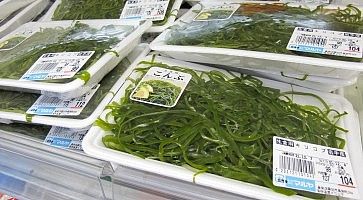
(273, 136), (360, 199)
(44, 126), (90, 150)
(20, 51), (94, 81)
(130, 67), (191, 108)
(287, 27), (363, 59)
(27, 84), (99, 116)
(120, 0), (170, 21)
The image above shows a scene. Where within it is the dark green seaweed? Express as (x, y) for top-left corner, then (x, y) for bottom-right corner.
(97, 59), (348, 199)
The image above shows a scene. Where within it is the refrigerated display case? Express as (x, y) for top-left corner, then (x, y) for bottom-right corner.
(1, 1), (363, 200)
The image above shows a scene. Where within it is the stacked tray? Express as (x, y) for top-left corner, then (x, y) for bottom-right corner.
(41, 0), (183, 32)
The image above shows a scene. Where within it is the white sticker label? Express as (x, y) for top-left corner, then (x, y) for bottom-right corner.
(273, 136), (360, 199)
(287, 27), (363, 59)
(280, 0), (329, 3)
(194, 4), (240, 21)
(26, 84), (99, 116)
(130, 67), (191, 108)
(44, 126), (90, 150)
(120, 0), (170, 21)
(20, 51), (95, 81)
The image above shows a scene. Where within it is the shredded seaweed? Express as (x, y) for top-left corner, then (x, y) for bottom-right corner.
(52, 0), (176, 26)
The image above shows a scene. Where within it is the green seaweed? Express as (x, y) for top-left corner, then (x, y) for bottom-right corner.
(0, 123), (51, 140)
(97, 59), (347, 199)
(52, 0), (176, 26)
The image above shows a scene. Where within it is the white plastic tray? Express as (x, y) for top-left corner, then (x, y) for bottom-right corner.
(237, 68), (358, 92)
(0, 0), (49, 38)
(83, 55), (363, 200)
(41, 0), (183, 33)
(338, 76), (363, 148)
(0, 0), (36, 20)
(0, 19), (152, 97)
(150, 2), (363, 79)
(0, 44), (151, 129)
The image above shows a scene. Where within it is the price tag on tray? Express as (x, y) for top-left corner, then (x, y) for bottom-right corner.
(20, 51), (95, 81)
(120, 0), (170, 21)
(26, 84), (99, 116)
(287, 27), (363, 59)
(44, 126), (90, 150)
(272, 136), (360, 199)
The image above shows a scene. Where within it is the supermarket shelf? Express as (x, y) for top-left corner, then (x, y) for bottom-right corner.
(0, 131), (256, 200)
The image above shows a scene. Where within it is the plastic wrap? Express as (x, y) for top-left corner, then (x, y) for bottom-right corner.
(0, 0), (49, 38)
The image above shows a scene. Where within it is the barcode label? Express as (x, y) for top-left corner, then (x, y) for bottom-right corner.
(287, 27), (363, 58)
(120, 0), (170, 21)
(44, 126), (90, 150)
(26, 84), (99, 116)
(20, 51), (94, 81)
(279, 155), (315, 175)
(295, 36), (327, 47)
(34, 96), (63, 106)
(29, 63), (58, 73)
(273, 136), (359, 199)
(123, 7), (143, 16)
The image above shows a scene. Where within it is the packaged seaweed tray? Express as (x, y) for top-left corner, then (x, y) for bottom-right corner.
(41, 0), (183, 32)
(83, 55), (363, 200)
(0, 44), (150, 128)
(150, 2), (363, 79)
(0, 0), (49, 38)
(0, 19), (151, 97)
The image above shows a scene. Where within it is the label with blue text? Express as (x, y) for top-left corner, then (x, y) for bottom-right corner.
(120, 0), (170, 21)
(273, 136), (359, 199)
(44, 126), (90, 150)
(20, 51), (94, 80)
(26, 84), (99, 116)
(287, 27), (363, 58)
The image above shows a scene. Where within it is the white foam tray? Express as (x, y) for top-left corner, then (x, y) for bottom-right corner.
(0, 19), (152, 97)
(150, 2), (363, 79)
(338, 76), (363, 148)
(0, 44), (150, 129)
(41, 0), (183, 33)
(83, 55), (363, 200)
(0, 0), (49, 38)
(0, 0), (36, 20)
(238, 68), (358, 92)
